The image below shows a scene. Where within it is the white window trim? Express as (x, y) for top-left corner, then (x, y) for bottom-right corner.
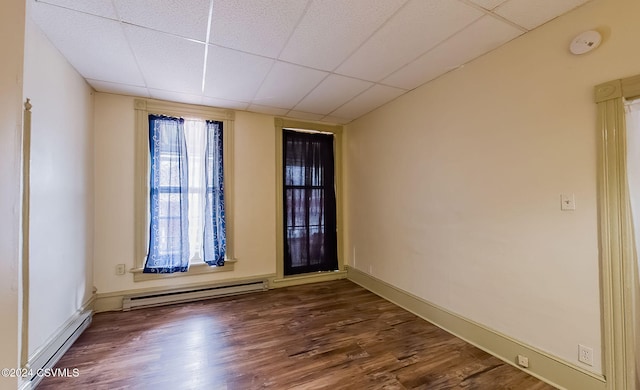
(133, 98), (235, 282)
(273, 118), (346, 283)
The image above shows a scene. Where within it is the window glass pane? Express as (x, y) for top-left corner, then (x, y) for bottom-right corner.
(158, 155), (182, 188)
(158, 125), (180, 153)
(309, 189), (324, 227)
(156, 215), (184, 256)
(157, 193), (182, 218)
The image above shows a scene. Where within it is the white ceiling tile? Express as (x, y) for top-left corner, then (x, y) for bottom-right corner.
(383, 16), (523, 90)
(114, 0), (210, 41)
(294, 75), (373, 115)
(204, 45), (274, 102)
(253, 62), (328, 109)
(125, 25), (205, 95)
(210, 0), (309, 58)
(87, 79), (150, 97)
(31, 3), (145, 86)
(467, 0), (509, 10)
(38, 0), (118, 18)
(495, 0), (589, 30)
(149, 89), (203, 106)
(331, 84), (405, 119)
(320, 116), (351, 125)
(279, 0), (407, 71)
(286, 111), (324, 121)
(33, 0), (587, 117)
(335, 0), (483, 82)
(202, 96), (249, 111)
(247, 104), (289, 116)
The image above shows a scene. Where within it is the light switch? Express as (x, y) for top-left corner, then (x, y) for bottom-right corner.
(561, 194), (576, 211)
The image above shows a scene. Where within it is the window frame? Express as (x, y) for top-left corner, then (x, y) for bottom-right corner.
(133, 98), (235, 282)
(282, 129), (338, 275)
(274, 118), (345, 283)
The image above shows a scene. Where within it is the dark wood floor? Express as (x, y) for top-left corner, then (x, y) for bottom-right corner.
(38, 280), (554, 390)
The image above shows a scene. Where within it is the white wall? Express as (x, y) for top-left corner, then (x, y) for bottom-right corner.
(23, 17), (94, 355)
(93, 93), (276, 293)
(0, 0), (25, 388)
(345, 0), (640, 374)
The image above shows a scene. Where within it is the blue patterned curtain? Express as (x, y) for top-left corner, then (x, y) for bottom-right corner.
(144, 115), (190, 273)
(203, 120), (226, 266)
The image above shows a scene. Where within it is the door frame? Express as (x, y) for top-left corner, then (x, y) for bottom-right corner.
(594, 74), (640, 389)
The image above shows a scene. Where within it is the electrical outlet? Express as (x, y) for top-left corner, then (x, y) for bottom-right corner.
(517, 355), (529, 368)
(368, 264), (373, 275)
(578, 344), (593, 366)
(116, 264), (126, 276)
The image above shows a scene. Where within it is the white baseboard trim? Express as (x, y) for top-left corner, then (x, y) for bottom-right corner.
(346, 266), (606, 390)
(94, 294), (124, 313)
(270, 270), (347, 288)
(21, 297), (94, 389)
(95, 271), (348, 312)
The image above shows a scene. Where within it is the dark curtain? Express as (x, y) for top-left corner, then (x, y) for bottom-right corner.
(283, 130), (338, 275)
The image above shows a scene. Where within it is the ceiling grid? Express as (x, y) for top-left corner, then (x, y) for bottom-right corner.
(32, 0), (592, 124)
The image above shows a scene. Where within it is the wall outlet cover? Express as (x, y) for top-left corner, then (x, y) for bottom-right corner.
(578, 344), (593, 366)
(517, 354), (529, 368)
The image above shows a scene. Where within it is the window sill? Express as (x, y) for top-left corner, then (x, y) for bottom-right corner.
(131, 259), (236, 282)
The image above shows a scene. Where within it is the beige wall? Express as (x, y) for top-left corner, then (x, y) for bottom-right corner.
(93, 93), (276, 293)
(345, 0), (640, 375)
(0, 0), (25, 388)
(23, 17), (95, 355)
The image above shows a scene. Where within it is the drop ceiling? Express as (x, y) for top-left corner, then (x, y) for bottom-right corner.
(31, 0), (590, 124)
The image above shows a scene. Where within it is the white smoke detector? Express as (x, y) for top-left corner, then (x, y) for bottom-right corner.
(569, 30), (602, 55)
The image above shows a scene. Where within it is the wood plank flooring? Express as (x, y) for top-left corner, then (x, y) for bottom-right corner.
(37, 280), (555, 389)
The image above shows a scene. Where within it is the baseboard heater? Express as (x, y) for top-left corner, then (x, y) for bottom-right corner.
(24, 308), (92, 390)
(122, 280), (268, 311)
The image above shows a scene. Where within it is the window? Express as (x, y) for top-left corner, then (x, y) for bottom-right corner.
(283, 130), (338, 275)
(134, 99), (234, 281)
(145, 115), (225, 273)
(274, 118), (344, 282)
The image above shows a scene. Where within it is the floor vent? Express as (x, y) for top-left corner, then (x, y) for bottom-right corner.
(122, 280), (268, 311)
